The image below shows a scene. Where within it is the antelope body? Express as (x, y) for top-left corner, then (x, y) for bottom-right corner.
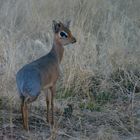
(16, 20), (76, 130)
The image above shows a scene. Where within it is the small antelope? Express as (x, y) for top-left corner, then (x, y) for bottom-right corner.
(16, 20), (76, 130)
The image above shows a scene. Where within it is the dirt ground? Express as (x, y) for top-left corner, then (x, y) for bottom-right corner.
(0, 92), (140, 140)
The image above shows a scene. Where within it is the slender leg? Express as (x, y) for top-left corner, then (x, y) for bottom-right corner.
(46, 93), (49, 123)
(50, 86), (55, 125)
(23, 102), (29, 130)
(21, 95), (38, 130)
(21, 97), (29, 130)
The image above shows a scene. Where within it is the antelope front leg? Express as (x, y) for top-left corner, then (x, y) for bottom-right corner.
(50, 86), (55, 125)
(46, 91), (49, 123)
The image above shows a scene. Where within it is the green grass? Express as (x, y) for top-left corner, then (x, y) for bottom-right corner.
(96, 91), (115, 104)
(56, 88), (75, 99)
(79, 101), (102, 112)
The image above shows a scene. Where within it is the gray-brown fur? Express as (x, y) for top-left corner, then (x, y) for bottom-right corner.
(16, 20), (76, 130)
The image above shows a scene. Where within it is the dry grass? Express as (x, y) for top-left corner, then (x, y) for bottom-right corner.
(0, 0), (140, 139)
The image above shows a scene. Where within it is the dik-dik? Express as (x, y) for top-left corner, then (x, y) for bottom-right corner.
(16, 20), (76, 130)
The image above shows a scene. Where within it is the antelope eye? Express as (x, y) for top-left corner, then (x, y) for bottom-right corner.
(60, 31), (68, 38)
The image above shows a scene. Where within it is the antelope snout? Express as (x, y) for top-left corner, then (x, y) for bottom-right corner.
(71, 37), (76, 44)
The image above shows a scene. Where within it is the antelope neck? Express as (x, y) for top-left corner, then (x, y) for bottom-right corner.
(50, 39), (64, 63)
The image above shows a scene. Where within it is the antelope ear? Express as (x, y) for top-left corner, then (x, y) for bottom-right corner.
(65, 20), (71, 28)
(52, 20), (61, 33)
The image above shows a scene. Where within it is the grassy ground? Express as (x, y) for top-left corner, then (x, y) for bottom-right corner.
(0, 0), (140, 139)
(0, 92), (140, 140)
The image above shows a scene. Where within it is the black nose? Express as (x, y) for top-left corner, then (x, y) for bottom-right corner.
(72, 37), (76, 43)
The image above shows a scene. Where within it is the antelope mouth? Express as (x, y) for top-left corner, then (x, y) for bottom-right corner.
(72, 38), (76, 44)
